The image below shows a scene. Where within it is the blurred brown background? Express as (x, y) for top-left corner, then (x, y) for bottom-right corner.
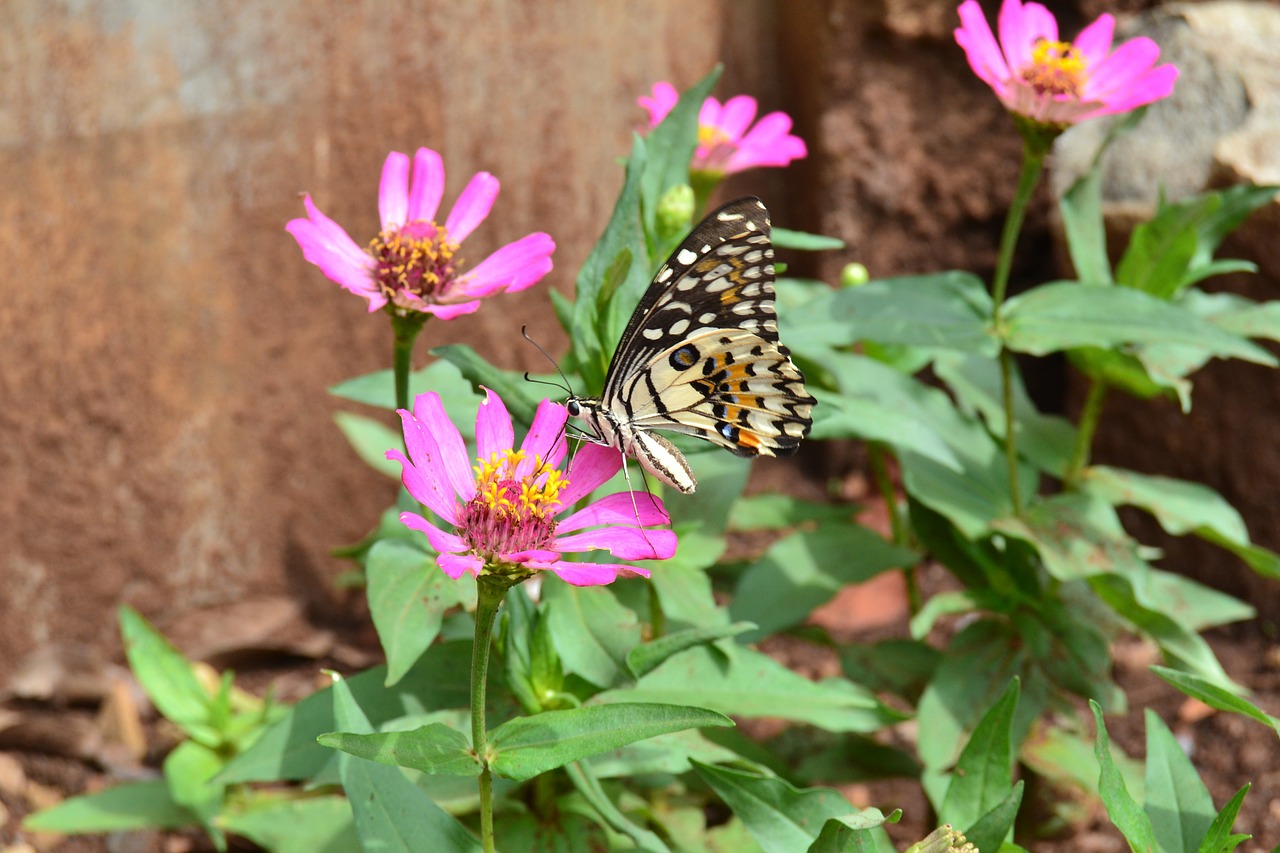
(2, 0), (1278, 687)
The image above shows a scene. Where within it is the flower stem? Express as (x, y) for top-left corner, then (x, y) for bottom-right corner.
(390, 313), (427, 413)
(1064, 379), (1107, 487)
(991, 135), (1050, 518)
(471, 575), (511, 853)
(868, 443), (919, 613)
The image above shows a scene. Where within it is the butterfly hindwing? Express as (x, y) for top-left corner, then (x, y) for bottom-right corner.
(574, 196), (814, 492)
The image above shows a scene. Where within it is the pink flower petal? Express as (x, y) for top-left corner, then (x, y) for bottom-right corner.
(555, 525), (678, 561)
(439, 552), (483, 579)
(387, 436), (459, 525)
(456, 232), (556, 298)
(444, 172), (499, 243)
(727, 113), (807, 172)
(559, 444), (623, 506)
(638, 81), (679, 126)
(955, 0), (1011, 86)
(378, 151), (410, 232)
(715, 95), (759, 142)
(997, 0), (1032, 72)
(412, 392), (476, 502)
(518, 400), (570, 477)
(1019, 2), (1058, 46)
(400, 511), (468, 554)
(423, 300), (483, 320)
(286, 197), (381, 308)
(698, 96), (722, 129)
(1083, 36), (1162, 101)
(1081, 63), (1178, 118)
(556, 491), (669, 534)
(407, 148), (445, 224)
(501, 548), (561, 565)
(544, 560), (650, 586)
(476, 387), (515, 463)
(1073, 13), (1115, 68)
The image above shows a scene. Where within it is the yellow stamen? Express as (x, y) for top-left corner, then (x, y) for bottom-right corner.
(1021, 38), (1088, 97)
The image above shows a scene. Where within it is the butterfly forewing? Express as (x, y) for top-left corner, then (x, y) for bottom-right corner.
(578, 196), (814, 492)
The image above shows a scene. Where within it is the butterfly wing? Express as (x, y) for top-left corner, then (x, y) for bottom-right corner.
(601, 196), (814, 459)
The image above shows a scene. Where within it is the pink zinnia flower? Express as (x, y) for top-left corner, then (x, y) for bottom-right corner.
(638, 82), (807, 177)
(954, 0), (1178, 126)
(387, 389), (677, 586)
(287, 148), (555, 319)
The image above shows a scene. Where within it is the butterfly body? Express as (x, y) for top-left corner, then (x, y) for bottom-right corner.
(568, 197), (814, 494)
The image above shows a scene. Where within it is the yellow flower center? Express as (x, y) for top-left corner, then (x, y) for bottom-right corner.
(1020, 38), (1088, 97)
(367, 221), (463, 307)
(457, 450), (567, 562)
(698, 124), (731, 149)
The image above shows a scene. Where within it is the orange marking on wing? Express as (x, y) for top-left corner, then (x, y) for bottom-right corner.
(737, 431), (762, 450)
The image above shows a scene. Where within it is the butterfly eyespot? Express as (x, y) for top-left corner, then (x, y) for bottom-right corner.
(668, 344), (700, 371)
(718, 422), (740, 443)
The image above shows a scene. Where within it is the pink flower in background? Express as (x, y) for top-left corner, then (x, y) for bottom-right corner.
(388, 389), (677, 586)
(954, 0), (1178, 126)
(287, 148), (555, 318)
(639, 82), (807, 176)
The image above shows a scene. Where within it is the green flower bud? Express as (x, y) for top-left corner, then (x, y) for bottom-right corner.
(656, 183), (695, 238)
(840, 262), (870, 288)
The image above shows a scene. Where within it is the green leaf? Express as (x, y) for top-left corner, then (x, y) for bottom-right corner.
(730, 526), (917, 641)
(494, 809), (613, 853)
(1001, 282), (1275, 364)
(328, 359), (482, 424)
(783, 272), (996, 357)
(318, 722), (481, 777)
(1196, 784), (1252, 853)
(23, 781), (195, 833)
(1151, 667), (1280, 739)
(994, 492), (1148, 582)
(430, 343), (542, 426)
(807, 817), (897, 852)
(163, 740), (227, 847)
(964, 781), (1025, 853)
(217, 642), (474, 783)
(627, 622), (756, 679)
(118, 605), (214, 744)
(219, 795), (358, 853)
(1144, 709), (1215, 853)
(585, 727), (741, 778)
(597, 644), (904, 733)
(940, 678), (1019, 832)
(333, 411), (402, 477)
(1091, 701), (1159, 853)
(595, 247), (634, 319)
(565, 761), (670, 852)
(330, 674), (481, 853)
(639, 69), (719, 243)
(772, 227), (845, 251)
(839, 639), (940, 705)
(487, 703), (731, 781)
(1058, 159), (1112, 284)
(545, 580), (642, 688)
(1184, 290), (1280, 343)
(1082, 465), (1280, 582)
(366, 539), (459, 686)
(692, 761), (865, 853)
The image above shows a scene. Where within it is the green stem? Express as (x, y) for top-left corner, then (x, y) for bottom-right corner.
(471, 575), (511, 853)
(868, 443), (919, 614)
(390, 312), (427, 413)
(991, 136), (1050, 518)
(1064, 379), (1108, 487)
(648, 579), (666, 639)
(689, 170), (722, 221)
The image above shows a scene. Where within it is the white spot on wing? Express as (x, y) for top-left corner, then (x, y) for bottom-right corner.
(668, 318), (690, 335)
(677, 249), (697, 265)
(642, 328), (663, 340)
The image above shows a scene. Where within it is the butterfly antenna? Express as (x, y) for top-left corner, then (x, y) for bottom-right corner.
(521, 325), (575, 397)
(615, 456), (663, 557)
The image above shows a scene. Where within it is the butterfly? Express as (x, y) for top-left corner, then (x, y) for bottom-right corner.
(566, 196), (814, 493)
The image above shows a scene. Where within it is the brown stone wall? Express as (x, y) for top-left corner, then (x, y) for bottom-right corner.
(0, 0), (794, 681)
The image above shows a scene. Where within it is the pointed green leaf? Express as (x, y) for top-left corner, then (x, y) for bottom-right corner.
(627, 622), (756, 679)
(23, 781), (195, 833)
(1001, 283), (1274, 364)
(965, 780), (1025, 853)
(430, 344), (541, 426)
(330, 675), (481, 853)
(333, 411), (402, 477)
(544, 581), (642, 688)
(1091, 701), (1158, 852)
(940, 678), (1019, 831)
(692, 761), (868, 853)
(1152, 667), (1280, 740)
(1196, 784), (1251, 853)
(1058, 161), (1112, 284)
(565, 760), (671, 852)
(597, 644), (903, 733)
(328, 359), (482, 421)
(487, 703), (731, 781)
(119, 605), (214, 744)
(318, 723), (480, 777)
(639, 68), (720, 250)
(772, 228), (845, 251)
(1144, 710), (1214, 853)
(163, 740), (227, 847)
(807, 817), (897, 852)
(366, 539), (458, 686)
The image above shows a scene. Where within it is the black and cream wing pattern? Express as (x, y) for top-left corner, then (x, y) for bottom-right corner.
(569, 196), (814, 493)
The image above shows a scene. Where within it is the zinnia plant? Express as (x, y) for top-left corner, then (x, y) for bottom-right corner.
(639, 81), (806, 211)
(388, 387), (676, 853)
(954, 0), (1178, 128)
